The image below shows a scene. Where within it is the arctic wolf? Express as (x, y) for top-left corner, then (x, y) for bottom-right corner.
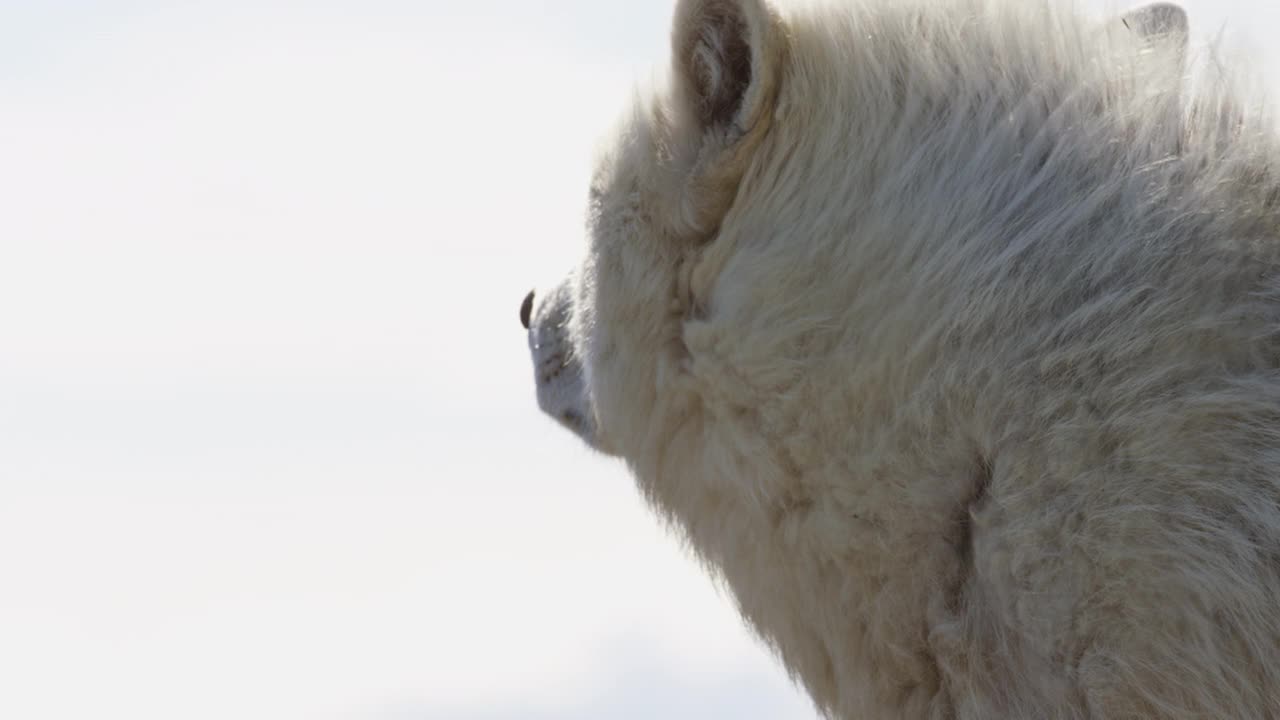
(523, 1), (1280, 717)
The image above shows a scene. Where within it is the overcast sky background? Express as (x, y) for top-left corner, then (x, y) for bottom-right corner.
(1, 2), (1277, 719)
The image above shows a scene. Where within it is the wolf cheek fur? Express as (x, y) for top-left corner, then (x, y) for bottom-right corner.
(524, 1), (1280, 718)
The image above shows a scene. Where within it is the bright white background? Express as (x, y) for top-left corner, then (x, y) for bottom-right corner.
(0, 2), (1276, 719)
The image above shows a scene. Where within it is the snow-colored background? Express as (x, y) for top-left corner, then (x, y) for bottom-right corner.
(1, 2), (1276, 718)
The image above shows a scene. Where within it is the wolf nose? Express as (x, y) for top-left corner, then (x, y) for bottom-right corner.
(520, 290), (535, 329)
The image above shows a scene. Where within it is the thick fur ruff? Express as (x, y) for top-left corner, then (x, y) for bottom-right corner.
(524, 1), (1280, 717)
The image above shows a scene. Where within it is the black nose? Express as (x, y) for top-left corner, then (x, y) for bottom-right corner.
(520, 290), (535, 329)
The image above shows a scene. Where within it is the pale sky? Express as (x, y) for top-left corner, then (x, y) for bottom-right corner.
(0, 2), (1277, 719)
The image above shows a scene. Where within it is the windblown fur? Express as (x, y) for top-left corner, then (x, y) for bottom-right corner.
(523, 1), (1280, 717)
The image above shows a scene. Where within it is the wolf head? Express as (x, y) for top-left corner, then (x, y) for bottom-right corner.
(522, 0), (1189, 469)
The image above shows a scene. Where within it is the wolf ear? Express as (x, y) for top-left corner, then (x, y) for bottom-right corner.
(664, 0), (786, 239)
(1121, 3), (1188, 57)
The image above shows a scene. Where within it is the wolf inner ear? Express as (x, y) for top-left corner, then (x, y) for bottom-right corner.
(665, 0), (786, 240)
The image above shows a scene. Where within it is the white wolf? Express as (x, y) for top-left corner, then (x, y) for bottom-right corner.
(522, 1), (1280, 717)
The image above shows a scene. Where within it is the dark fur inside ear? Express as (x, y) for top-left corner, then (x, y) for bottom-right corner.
(685, 4), (754, 129)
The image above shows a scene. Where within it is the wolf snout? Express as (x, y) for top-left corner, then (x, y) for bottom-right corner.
(519, 289), (535, 329)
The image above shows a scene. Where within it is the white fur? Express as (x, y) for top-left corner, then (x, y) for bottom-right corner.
(528, 275), (599, 444)
(525, 1), (1280, 717)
